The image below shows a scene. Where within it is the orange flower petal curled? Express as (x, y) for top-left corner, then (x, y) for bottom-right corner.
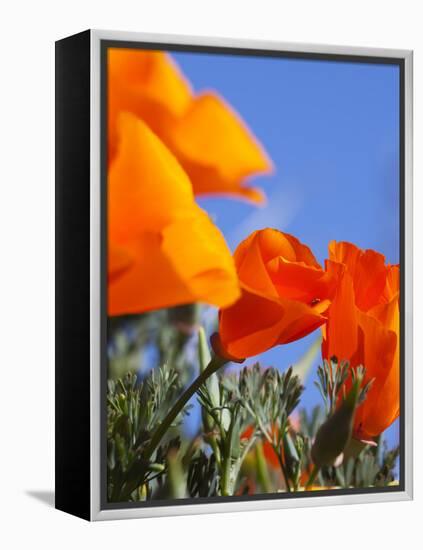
(165, 93), (273, 202)
(234, 231), (280, 297)
(108, 48), (272, 203)
(353, 306), (398, 439)
(109, 233), (195, 315)
(219, 287), (327, 358)
(108, 112), (194, 241)
(382, 264), (400, 303)
(267, 258), (336, 304)
(108, 226), (240, 315)
(108, 244), (135, 284)
(161, 210), (241, 308)
(321, 263), (359, 364)
(218, 229), (336, 359)
(234, 230), (324, 297)
(328, 241), (393, 311)
(108, 114), (240, 316)
(323, 241), (400, 440)
(108, 48), (192, 161)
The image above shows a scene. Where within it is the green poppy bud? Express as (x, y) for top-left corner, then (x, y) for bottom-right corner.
(311, 372), (363, 468)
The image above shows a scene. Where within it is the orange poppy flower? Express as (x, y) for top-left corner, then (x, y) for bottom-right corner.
(108, 113), (240, 316)
(108, 48), (273, 203)
(322, 241), (400, 441)
(217, 229), (337, 359)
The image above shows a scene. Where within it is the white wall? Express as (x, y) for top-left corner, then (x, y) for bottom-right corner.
(0, 1), (420, 548)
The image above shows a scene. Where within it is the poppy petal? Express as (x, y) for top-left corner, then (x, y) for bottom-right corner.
(234, 231), (279, 297)
(108, 223), (240, 316)
(108, 49), (273, 203)
(108, 244), (135, 283)
(266, 257), (336, 304)
(108, 49), (192, 160)
(161, 210), (240, 308)
(329, 241), (387, 311)
(353, 308), (398, 439)
(164, 92), (273, 202)
(108, 114), (240, 315)
(108, 234), (194, 315)
(108, 113), (194, 243)
(219, 287), (326, 359)
(323, 266), (359, 363)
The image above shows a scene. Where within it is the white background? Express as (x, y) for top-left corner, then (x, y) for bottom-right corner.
(0, 0), (421, 548)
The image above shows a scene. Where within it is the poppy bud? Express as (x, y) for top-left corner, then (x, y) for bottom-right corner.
(311, 372), (363, 468)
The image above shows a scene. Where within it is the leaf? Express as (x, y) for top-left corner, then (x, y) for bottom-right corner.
(166, 451), (187, 499)
(198, 326), (224, 430)
(291, 333), (322, 383)
(197, 326), (211, 371)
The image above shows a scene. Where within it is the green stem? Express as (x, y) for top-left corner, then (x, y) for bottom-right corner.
(220, 406), (238, 496)
(255, 442), (272, 493)
(143, 355), (228, 463)
(305, 464), (320, 490)
(208, 435), (222, 468)
(274, 445), (291, 493)
(221, 455), (232, 496)
(118, 355), (229, 501)
(250, 411), (291, 493)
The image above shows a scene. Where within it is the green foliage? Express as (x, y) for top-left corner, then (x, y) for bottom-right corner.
(197, 374), (256, 496)
(315, 357), (350, 415)
(311, 365), (365, 468)
(317, 441), (401, 489)
(221, 363), (305, 491)
(106, 315), (400, 501)
(107, 367), (188, 501)
(230, 363), (303, 431)
(315, 358), (374, 417)
(187, 450), (219, 498)
(300, 405), (324, 439)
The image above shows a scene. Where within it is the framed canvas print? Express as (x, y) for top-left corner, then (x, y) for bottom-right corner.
(55, 29), (413, 521)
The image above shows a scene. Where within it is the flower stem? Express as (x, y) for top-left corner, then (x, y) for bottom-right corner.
(305, 464), (320, 490)
(208, 435), (222, 468)
(275, 446), (291, 492)
(255, 442), (272, 493)
(143, 355), (228, 463)
(221, 455), (232, 496)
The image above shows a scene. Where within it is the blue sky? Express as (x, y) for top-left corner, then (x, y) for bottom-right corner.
(171, 51), (400, 448)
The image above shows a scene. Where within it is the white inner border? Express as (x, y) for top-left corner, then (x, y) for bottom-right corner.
(89, 30), (413, 521)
